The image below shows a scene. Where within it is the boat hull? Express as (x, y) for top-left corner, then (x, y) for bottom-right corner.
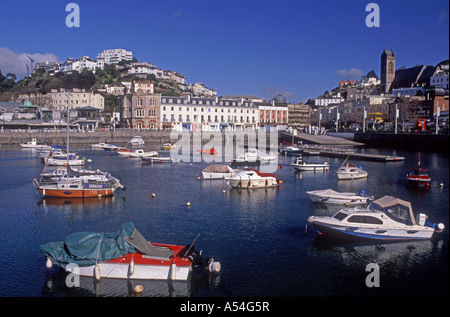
(71, 262), (191, 281)
(309, 220), (434, 241)
(202, 171), (233, 179)
(227, 177), (277, 188)
(230, 159), (261, 166)
(291, 164), (330, 171)
(307, 194), (368, 205)
(38, 187), (116, 198)
(336, 172), (368, 180)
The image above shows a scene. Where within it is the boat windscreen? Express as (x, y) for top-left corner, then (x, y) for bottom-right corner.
(124, 229), (174, 259)
(371, 203), (414, 225)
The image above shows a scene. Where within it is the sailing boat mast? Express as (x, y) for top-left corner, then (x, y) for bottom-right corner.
(66, 93), (70, 169)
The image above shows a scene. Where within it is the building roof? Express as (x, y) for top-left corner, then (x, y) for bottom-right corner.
(392, 64), (436, 89)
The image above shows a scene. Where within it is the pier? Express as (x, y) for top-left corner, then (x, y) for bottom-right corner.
(302, 146), (405, 162)
(279, 131), (364, 147)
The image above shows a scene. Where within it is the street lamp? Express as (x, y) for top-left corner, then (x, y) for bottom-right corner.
(395, 104), (399, 134)
(363, 107), (367, 133)
(436, 106), (440, 135)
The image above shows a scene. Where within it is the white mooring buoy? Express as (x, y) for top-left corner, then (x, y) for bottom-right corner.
(134, 285), (144, 293)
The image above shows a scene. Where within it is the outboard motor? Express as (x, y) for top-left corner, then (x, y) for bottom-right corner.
(178, 244), (221, 274)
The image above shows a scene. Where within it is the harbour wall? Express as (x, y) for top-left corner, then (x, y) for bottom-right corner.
(2, 130), (448, 153)
(0, 130), (173, 146)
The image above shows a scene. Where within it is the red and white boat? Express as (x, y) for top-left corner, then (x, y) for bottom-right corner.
(406, 167), (431, 189)
(41, 222), (221, 281)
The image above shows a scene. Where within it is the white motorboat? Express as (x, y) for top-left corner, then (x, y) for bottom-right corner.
(230, 154), (260, 166)
(129, 136), (145, 146)
(202, 164), (238, 179)
(244, 148), (277, 161)
(307, 195), (445, 241)
(20, 138), (50, 149)
(336, 162), (368, 180)
(226, 168), (278, 189)
(291, 157), (330, 171)
(306, 189), (372, 205)
(141, 156), (179, 163)
(117, 148), (158, 158)
(280, 145), (303, 155)
(101, 144), (121, 151)
(91, 142), (108, 149)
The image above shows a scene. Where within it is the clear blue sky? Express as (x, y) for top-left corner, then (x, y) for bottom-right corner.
(1, 0), (448, 103)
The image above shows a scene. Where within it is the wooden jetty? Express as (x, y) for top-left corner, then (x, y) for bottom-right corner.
(303, 146), (404, 162)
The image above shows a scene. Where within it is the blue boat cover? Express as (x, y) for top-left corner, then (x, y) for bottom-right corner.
(40, 222), (137, 267)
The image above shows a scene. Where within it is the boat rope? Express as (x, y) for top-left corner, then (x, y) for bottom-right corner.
(95, 235), (103, 265)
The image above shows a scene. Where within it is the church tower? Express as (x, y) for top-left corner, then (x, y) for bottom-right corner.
(380, 49), (395, 94)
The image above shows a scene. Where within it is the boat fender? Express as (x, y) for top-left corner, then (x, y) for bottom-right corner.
(46, 257), (53, 269)
(129, 257), (135, 276)
(94, 264), (101, 281)
(170, 262), (177, 280)
(433, 223), (445, 232)
(208, 260), (221, 273)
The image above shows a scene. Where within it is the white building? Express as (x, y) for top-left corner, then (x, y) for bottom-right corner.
(160, 95), (258, 131)
(315, 96), (345, 107)
(128, 62), (157, 75)
(97, 49), (133, 68)
(72, 56), (98, 72)
(187, 82), (217, 97)
(59, 56), (98, 73)
(430, 73), (449, 91)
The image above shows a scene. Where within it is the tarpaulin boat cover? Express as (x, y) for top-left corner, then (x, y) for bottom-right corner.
(370, 196), (416, 225)
(40, 222), (174, 267)
(202, 164), (231, 173)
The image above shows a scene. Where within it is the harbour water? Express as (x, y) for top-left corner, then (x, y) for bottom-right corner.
(0, 143), (448, 297)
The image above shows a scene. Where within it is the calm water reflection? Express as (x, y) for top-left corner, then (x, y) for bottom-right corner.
(0, 144), (448, 297)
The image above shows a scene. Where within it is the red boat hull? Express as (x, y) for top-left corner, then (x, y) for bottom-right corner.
(38, 188), (116, 198)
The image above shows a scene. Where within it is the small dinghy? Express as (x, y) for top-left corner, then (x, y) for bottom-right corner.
(306, 189), (372, 205)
